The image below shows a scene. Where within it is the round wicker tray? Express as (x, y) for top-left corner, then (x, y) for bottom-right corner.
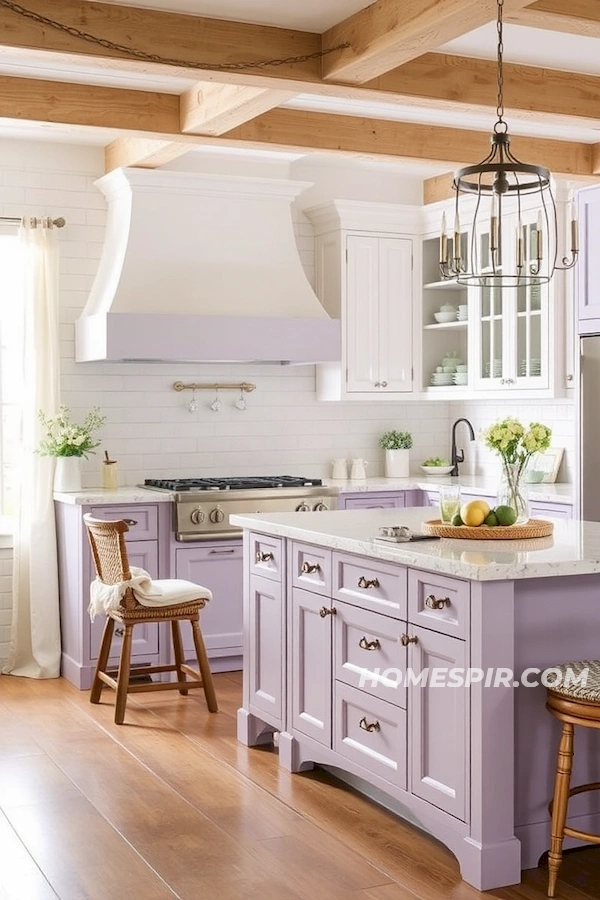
(421, 518), (554, 540)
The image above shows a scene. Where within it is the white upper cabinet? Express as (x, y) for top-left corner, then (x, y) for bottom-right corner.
(306, 201), (418, 401)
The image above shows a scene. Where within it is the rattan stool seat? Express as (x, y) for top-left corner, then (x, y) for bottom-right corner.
(545, 661), (600, 897)
(84, 514), (218, 725)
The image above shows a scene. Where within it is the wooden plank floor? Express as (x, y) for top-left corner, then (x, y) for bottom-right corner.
(0, 672), (598, 900)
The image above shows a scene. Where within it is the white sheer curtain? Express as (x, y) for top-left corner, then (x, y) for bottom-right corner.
(3, 219), (61, 678)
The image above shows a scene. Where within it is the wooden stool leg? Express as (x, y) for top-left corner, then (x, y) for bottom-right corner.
(114, 624), (134, 725)
(190, 619), (218, 713)
(548, 721), (574, 897)
(171, 620), (188, 696)
(90, 617), (115, 704)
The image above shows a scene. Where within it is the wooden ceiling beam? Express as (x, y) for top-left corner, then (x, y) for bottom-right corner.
(376, 53), (600, 127)
(180, 83), (294, 135)
(0, 0), (322, 88)
(321, 0), (535, 85)
(105, 139), (191, 170)
(223, 109), (592, 177)
(509, 0), (600, 38)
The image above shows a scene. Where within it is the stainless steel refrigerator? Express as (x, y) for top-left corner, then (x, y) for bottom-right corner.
(580, 336), (600, 520)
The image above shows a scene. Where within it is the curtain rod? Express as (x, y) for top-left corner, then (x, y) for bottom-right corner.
(0, 216), (66, 227)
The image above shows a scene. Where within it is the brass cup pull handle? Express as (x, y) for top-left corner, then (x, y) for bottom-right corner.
(359, 717), (381, 733)
(319, 606), (337, 618)
(256, 551), (274, 563)
(358, 576), (380, 589)
(123, 519), (138, 526)
(359, 636), (381, 651)
(115, 627), (124, 637)
(425, 594), (451, 610)
(301, 561), (321, 575)
(400, 633), (418, 646)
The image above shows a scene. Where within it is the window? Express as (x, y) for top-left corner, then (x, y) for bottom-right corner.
(0, 231), (24, 516)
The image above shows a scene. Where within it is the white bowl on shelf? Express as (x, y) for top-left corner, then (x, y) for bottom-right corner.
(434, 311), (457, 323)
(420, 465), (454, 476)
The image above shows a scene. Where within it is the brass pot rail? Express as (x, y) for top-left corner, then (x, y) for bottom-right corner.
(173, 381), (256, 393)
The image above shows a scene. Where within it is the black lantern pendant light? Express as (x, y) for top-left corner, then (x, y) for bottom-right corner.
(439, 0), (579, 287)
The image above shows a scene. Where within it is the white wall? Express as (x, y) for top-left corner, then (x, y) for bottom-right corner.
(0, 139), (577, 667)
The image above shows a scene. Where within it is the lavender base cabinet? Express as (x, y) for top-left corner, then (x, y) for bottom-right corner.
(55, 501), (171, 690)
(339, 489), (423, 510)
(174, 540), (243, 672)
(238, 528), (600, 892)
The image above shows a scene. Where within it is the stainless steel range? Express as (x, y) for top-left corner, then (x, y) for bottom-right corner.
(142, 476), (337, 541)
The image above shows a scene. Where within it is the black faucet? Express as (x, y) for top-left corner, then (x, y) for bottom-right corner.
(450, 418), (475, 477)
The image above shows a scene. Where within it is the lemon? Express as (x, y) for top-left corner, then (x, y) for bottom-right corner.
(495, 505), (517, 526)
(460, 500), (486, 527)
(470, 498), (491, 518)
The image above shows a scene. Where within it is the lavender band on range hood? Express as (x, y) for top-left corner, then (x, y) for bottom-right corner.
(75, 168), (340, 365)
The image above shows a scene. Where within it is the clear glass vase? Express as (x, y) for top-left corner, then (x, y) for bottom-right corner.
(496, 462), (529, 525)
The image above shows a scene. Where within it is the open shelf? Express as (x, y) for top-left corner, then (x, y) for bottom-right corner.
(423, 280), (466, 291)
(424, 321), (468, 330)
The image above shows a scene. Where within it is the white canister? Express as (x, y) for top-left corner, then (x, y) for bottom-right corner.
(331, 458), (348, 480)
(350, 458), (368, 479)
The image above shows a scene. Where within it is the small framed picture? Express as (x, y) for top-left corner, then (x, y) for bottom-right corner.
(531, 448), (564, 484)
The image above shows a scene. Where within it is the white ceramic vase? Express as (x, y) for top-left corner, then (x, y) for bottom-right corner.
(54, 456), (82, 493)
(384, 449), (409, 478)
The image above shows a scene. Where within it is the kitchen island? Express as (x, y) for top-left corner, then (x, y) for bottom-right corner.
(231, 507), (600, 891)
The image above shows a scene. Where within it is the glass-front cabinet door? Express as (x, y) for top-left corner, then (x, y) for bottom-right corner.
(513, 216), (549, 389)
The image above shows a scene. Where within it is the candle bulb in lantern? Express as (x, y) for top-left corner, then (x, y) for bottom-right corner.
(490, 193), (499, 252)
(516, 224), (524, 269)
(536, 210), (543, 260)
(439, 211), (448, 264)
(571, 199), (579, 253)
(453, 210), (461, 262)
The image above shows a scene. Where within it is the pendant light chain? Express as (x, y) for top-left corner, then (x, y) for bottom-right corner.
(495, 0), (506, 132)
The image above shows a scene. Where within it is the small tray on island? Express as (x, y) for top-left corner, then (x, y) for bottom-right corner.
(421, 519), (554, 540)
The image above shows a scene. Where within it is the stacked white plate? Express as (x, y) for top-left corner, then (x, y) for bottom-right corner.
(430, 373), (454, 386)
(457, 310), (468, 321)
(484, 359), (502, 378)
(519, 358), (541, 376)
(453, 372), (468, 385)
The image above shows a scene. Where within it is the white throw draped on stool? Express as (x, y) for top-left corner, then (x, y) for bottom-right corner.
(88, 566), (212, 620)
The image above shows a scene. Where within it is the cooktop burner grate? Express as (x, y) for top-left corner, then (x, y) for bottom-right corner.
(144, 476), (323, 492)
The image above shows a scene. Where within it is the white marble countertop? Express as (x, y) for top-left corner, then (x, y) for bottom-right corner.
(229, 507), (596, 581)
(53, 486), (174, 505)
(325, 476), (574, 503)
(53, 477), (574, 506)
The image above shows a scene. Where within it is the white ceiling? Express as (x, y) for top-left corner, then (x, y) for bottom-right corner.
(80, 0), (373, 32)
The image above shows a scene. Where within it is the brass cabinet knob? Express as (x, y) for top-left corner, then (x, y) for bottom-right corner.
(358, 576), (380, 589)
(359, 717), (381, 733)
(256, 550), (274, 563)
(381, 381), (388, 387)
(359, 636), (381, 651)
(319, 606), (337, 618)
(425, 594), (450, 610)
(566, 374), (574, 382)
(400, 633), (418, 646)
(301, 561), (321, 574)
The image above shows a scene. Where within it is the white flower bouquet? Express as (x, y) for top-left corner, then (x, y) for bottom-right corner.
(38, 405), (106, 458)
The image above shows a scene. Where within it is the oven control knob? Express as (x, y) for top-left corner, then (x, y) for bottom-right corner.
(313, 502), (328, 511)
(190, 507), (205, 525)
(209, 506), (225, 524)
(296, 502), (310, 512)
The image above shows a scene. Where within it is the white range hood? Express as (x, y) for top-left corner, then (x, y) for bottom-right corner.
(75, 168), (340, 364)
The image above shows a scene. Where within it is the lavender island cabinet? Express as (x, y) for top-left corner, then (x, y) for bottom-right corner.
(54, 490), (243, 690)
(232, 506), (600, 891)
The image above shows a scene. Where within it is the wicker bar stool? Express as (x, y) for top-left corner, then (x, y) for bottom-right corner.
(545, 658), (600, 897)
(84, 514), (218, 725)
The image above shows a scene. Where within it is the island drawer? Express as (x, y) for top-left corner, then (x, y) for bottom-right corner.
(291, 542), (332, 597)
(88, 504), (158, 541)
(333, 553), (407, 619)
(249, 532), (282, 581)
(408, 570), (468, 639)
(334, 681), (406, 789)
(334, 601), (406, 708)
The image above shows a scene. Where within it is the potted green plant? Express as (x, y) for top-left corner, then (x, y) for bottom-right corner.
(378, 429), (413, 478)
